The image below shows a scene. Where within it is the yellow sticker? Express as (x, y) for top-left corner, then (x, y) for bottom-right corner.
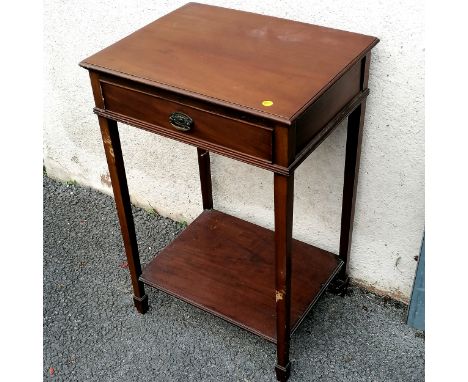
(262, 100), (274, 107)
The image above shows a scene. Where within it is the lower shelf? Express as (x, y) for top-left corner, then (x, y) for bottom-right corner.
(140, 209), (342, 343)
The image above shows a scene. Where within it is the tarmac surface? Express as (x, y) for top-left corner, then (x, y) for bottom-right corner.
(43, 175), (424, 381)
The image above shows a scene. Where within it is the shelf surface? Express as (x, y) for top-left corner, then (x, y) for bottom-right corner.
(140, 210), (342, 342)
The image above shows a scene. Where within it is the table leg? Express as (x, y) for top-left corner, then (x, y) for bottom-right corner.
(98, 116), (148, 313)
(274, 173), (294, 381)
(197, 148), (213, 210)
(332, 101), (367, 295)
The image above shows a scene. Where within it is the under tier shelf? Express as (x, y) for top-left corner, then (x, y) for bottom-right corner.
(140, 210), (342, 343)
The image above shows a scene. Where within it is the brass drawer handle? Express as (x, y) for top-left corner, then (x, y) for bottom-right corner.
(169, 111), (193, 132)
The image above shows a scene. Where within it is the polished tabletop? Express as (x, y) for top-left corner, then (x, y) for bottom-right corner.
(80, 2), (378, 120)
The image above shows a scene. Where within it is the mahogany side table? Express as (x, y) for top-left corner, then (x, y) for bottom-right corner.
(80, 3), (379, 381)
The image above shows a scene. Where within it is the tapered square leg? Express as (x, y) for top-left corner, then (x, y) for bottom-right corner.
(133, 294), (149, 314)
(275, 362), (291, 382)
(331, 101), (366, 295)
(274, 173), (294, 381)
(197, 148), (213, 210)
(99, 116), (148, 313)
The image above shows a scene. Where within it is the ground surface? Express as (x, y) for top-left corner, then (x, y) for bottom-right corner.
(43, 175), (424, 381)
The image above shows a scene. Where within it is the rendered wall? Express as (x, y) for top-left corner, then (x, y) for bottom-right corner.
(44, 0), (424, 302)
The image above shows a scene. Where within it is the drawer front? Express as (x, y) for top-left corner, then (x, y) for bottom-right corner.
(100, 81), (273, 162)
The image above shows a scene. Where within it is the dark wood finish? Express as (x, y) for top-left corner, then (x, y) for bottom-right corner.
(140, 210), (342, 342)
(83, 6), (377, 175)
(337, 102), (367, 281)
(295, 60), (361, 153)
(99, 80), (273, 162)
(93, 89), (369, 176)
(361, 52), (372, 90)
(336, 53), (371, 284)
(80, 3), (377, 121)
(95, 73), (280, 127)
(197, 148), (213, 209)
(97, 116), (148, 314)
(94, 106), (290, 175)
(89, 71), (104, 108)
(273, 174), (294, 381)
(274, 124), (296, 168)
(81, 4), (379, 381)
(290, 89), (369, 173)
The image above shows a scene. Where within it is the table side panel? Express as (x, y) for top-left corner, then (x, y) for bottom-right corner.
(294, 60), (362, 154)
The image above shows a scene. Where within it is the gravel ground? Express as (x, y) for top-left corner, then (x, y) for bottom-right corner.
(43, 175), (424, 381)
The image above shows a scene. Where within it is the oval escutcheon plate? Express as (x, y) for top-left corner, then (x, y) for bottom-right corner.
(169, 111), (193, 132)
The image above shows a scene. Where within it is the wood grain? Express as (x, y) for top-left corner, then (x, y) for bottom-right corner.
(100, 80), (273, 162)
(80, 2), (378, 120)
(273, 174), (294, 380)
(197, 148), (213, 210)
(140, 210), (342, 342)
(97, 116), (148, 313)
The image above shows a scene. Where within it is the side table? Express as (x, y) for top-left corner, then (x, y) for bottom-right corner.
(80, 3), (379, 381)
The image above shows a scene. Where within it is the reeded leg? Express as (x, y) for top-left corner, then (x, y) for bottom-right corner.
(197, 148), (213, 210)
(330, 102), (366, 295)
(99, 116), (148, 313)
(274, 173), (294, 381)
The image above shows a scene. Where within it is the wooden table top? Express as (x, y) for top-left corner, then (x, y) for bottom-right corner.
(80, 2), (378, 121)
